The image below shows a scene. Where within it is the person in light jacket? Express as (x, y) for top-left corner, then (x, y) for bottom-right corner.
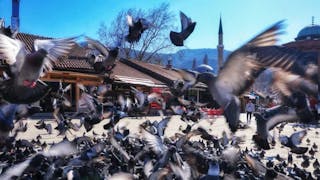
(245, 100), (255, 124)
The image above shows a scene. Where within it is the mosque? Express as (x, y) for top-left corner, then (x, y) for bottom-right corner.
(284, 18), (320, 96)
(284, 17), (320, 51)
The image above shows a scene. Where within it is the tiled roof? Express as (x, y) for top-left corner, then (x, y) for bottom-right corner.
(54, 58), (95, 73)
(131, 60), (182, 81)
(16, 33), (52, 52)
(120, 59), (210, 89)
(53, 43), (96, 73)
(120, 59), (182, 86)
(110, 60), (165, 86)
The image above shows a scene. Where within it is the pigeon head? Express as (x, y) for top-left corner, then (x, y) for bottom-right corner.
(17, 49), (48, 88)
(95, 54), (104, 62)
(0, 19), (16, 38)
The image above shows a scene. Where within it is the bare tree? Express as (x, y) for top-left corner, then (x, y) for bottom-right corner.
(98, 3), (176, 63)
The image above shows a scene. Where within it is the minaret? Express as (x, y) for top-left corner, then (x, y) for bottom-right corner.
(312, 16), (314, 25)
(203, 54), (208, 65)
(11, 0), (20, 32)
(192, 58), (197, 70)
(217, 16), (224, 71)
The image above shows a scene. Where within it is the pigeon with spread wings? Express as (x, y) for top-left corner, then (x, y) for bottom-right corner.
(0, 34), (76, 103)
(170, 11), (196, 46)
(85, 36), (119, 73)
(125, 15), (152, 43)
(182, 21), (318, 131)
(181, 22), (282, 132)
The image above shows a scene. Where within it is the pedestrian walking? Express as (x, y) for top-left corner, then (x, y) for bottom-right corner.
(246, 100), (255, 124)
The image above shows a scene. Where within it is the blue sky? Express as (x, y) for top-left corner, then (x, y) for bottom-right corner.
(0, 0), (319, 51)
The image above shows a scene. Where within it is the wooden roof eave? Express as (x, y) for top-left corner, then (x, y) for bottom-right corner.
(120, 58), (174, 86)
(41, 70), (105, 86)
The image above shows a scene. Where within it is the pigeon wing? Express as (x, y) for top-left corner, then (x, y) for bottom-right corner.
(85, 36), (110, 57)
(63, 84), (72, 92)
(110, 136), (131, 162)
(169, 162), (191, 180)
(157, 116), (171, 137)
(131, 86), (145, 108)
(34, 37), (76, 74)
(141, 128), (167, 156)
(0, 34), (27, 65)
(180, 22), (196, 40)
(271, 68), (317, 97)
(180, 11), (192, 31)
(118, 95), (126, 111)
(215, 20), (284, 96)
(251, 46), (318, 85)
(176, 69), (198, 91)
(266, 113), (299, 131)
(126, 15), (134, 27)
(43, 140), (77, 157)
(179, 11), (196, 40)
(290, 130), (307, 147)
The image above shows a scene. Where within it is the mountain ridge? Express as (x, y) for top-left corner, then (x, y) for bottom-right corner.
(158, 48), (231, 73)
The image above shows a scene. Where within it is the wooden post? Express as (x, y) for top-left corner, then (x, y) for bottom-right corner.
(75, 78), (80, 112)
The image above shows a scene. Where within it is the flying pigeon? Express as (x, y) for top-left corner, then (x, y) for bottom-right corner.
(0, 19), (17, 38)
(176, 20), (317, 132)
(74, 84), (106, 132)
(34, 119), (52, 134)
(85, 36), (119, 73)
(170, 11), (196, 46)
(130, 86), (165, 113)
(0, 34), (76, 103)
(125, 15), (151, 43)
(52, 81), (72, 110)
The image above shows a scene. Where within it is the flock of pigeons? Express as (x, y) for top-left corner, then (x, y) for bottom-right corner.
(0, 10), (318, 180)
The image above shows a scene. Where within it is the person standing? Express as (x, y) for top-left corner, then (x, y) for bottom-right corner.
(246, 100), (255, 124)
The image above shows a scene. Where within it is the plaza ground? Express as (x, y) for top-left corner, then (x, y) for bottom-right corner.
(13, 113), (320, 173)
